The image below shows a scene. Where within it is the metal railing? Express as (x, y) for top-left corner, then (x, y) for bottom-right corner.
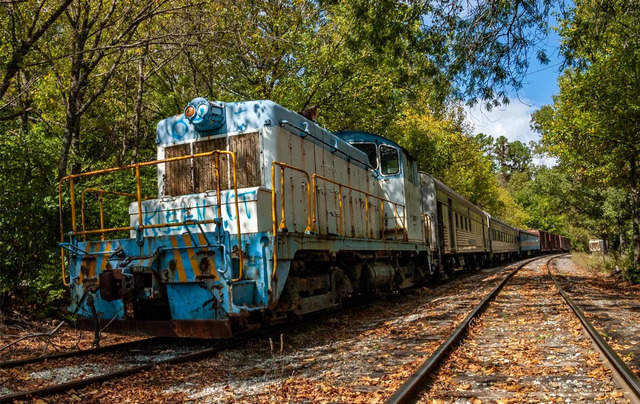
(58, 150), (244, 286)
(311, 173), (406, 239)
(270, 161), (407, 278)
(271, 161), (313, 234)
(81, 189), (138, 241)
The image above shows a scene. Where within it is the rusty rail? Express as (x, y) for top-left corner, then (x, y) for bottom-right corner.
(547, 257), (640, 401)
(384, 256), (546, 404)
(0, 340), (240, 402)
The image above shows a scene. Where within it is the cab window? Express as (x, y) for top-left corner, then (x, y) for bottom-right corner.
(353, 143), (378, 169)
(380, 145), (399, 175)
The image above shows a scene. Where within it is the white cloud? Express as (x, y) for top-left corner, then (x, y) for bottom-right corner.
(464, 98), (557, 166)
(465, 98), (539, 144)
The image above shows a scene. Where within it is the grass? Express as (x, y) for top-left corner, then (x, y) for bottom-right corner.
(572, 251), (640, 283)
(571, 252), (616, 275)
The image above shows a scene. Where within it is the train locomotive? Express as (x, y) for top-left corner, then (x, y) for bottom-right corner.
(58, 97), (569, 338)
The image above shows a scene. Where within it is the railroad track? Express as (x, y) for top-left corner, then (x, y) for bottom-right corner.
(0, 261), (519, 402)
(0, 337), (239, 402)
(0, 337), (160, 369)
(202, 260), (538, 402)
(0, 259), (570, 402)
(386, 255), (640, 403)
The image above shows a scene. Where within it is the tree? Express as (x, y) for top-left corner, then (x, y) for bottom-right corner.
(0, 0), (73, 108)
(0, 0), (562, 311)
(534, 0), (640, 269)
(390, 98), (529, 226)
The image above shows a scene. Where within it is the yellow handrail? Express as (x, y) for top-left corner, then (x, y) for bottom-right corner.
(270, 161), (313, 278)
(81, 189), (138, 241)
(311, 173), (407, 238)
(220, 151), (244, 281)
(271, 162), (313, 234)
(58, 181), (68, 287)
(59, 150), (244, 284)
(268, 163), (410, 280)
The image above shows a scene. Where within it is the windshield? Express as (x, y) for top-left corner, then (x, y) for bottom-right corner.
(353, 143), (378, 169)
(380, 145), (399, 175)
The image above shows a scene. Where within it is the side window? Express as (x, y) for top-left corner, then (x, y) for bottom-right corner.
(407, 159), (417, 184)
(380, 145), (400, 175)
(353, 143), (378, 169)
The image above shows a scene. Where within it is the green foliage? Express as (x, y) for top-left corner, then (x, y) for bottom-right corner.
(0, 0), (562, 311)
(0, 123), (62, 301)
(389, 98), (529, 227)
(508, 166), (569, 232)
(534, 0), (640, 270)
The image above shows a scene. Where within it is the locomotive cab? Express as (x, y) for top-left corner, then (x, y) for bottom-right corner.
(335, 131), (423, 242)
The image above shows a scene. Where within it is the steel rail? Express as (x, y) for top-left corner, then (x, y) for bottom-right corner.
(0, 337), (160, 370)
(0, 294), (390, 403)
(384, 256), (546, 404)
(0, 340), (240, 402)
(547, 257), (640, 402)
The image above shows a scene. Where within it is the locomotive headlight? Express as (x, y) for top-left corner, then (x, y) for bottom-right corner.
(184, 97), (226, 132)
(197, 103), (209, 117)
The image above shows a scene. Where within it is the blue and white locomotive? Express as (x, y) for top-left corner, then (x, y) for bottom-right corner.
(59, 98), (431, 338)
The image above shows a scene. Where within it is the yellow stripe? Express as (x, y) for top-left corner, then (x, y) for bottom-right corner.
(91, 243), (102, 278)
(197, 233), (208, 251)
(170, 236), (187, 282)
(100, 242), (111, 273)
(183, 234), (201, 278)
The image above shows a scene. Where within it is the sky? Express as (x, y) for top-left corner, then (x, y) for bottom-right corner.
(464, 24), (564, 166)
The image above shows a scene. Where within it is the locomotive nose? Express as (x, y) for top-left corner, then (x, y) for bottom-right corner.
(184, 97), (225, 132)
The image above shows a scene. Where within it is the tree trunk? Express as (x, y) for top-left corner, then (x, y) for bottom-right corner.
(619, 219), (626, 256)
(0, 0), (74, 101)
(58, 72), (83, 180)
(632, 155), (639, 271)
(130, 44), (148, 165)
(18, 71), (29, 135)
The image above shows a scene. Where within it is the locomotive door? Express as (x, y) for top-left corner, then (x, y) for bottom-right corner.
(436, 202), (445, 251)
(447, 198), (455, 252)
(378, 144), (405, 238)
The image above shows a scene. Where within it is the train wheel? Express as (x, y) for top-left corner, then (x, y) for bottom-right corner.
(444, 258), (455, 277)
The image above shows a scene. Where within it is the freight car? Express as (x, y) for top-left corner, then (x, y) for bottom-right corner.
(58, 97), (570, 339)
(536, 229), (553, 253)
